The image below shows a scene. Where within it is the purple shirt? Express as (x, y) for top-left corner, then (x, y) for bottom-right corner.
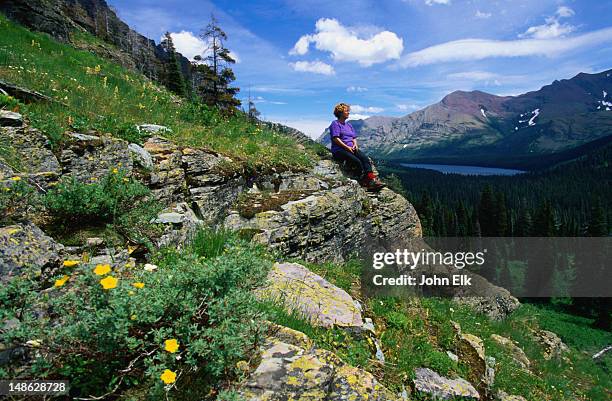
(329, 120), (356, 154)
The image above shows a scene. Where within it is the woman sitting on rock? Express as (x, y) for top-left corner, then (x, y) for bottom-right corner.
(329, 103), (384, 191)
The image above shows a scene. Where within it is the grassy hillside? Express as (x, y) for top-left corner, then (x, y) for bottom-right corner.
(0, 14), (323, 173)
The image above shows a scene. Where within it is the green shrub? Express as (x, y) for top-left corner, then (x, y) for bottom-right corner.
(0, 176), (40, 223)
(0, 230), (271, 399)
(44, 169), (151, 225)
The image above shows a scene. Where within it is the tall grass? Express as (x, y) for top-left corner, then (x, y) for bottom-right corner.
(0, 14), (316, 171)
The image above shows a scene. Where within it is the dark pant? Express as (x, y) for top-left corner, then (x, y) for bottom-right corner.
(332, 148), (373, 179)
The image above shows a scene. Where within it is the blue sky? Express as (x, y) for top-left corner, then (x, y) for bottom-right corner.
(108, 0), (612, 137)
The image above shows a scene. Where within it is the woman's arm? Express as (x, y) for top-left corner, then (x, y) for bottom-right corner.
(332, 137), (354, 152)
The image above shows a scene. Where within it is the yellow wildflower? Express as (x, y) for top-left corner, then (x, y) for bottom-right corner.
(10, 176), (21, 181)
(132, 282), (145, 289)
(128, 290), (135, 296)
(130, 314), (137, 320)
(63, 260), (80, 267)
(164, 339), (179, 353)
(100, 276), (118, 290)
(93, 264), (111, 276)
(54, 275), (69, 288)
(160, 369), (176, 384)
(112, 168), (118, 174)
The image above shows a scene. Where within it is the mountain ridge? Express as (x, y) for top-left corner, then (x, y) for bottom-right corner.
(318, 69), (612, 169)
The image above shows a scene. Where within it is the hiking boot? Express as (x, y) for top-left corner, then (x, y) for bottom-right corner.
(360, 175), (384, 192)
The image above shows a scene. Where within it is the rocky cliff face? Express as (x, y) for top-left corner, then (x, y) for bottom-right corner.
(0, 0), (192, 81)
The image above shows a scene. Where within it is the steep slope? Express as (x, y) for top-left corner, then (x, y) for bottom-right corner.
(0, 0), (193, 81)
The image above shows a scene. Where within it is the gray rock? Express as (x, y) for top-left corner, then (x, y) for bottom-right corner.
(240, 326), (397, 401)
(142, 137), (185, 204)
(259, 262), (364, 330)
(0, 222), (64, 283)
(534, 329), (569, 360)
(413, 367), (480, 400)
(128, 143), (153, 169)
(447, 350), (459, 362)
(154, 212), (184, 224)
(0, 110), (22, 127)
(61, 133), (132, 182)
(0, 126), (61, 188)
(86, 237), (104, 247)
(137, 124), (171, 134)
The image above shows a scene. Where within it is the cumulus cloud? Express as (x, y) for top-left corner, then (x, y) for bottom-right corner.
(425, 0), (450, 5)
(398, 27), (612, 67)
(475, 10), (492, 19)
(347, 86), (368, 92)
(519, 6), (576, 39)
(167, 31), (239, 63)
(289, 18), (403, 67)
(348, 113), (371, 120)
(289, 60), (335, 75)
(350, 105), (384, 113)
(166, 31), (206, 60)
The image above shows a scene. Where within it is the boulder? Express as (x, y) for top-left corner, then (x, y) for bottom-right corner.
(0, 222), (64, 283)
(137, 124), (171, 135)
(413, 367), (480, 400)
(259, 262), (364, 330)
(490, 334), (530, 370)
(533, 330), (569, 360)
(61, 132), (132, 182)
(240, 326), (397, 401)
(128, 143), (153, 170)
(0, 110), (22, 127)
(452, 321), (495, 395)
(0, 126), (61, 188)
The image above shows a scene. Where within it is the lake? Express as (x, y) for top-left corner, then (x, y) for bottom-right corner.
(400, 163), (526, 176)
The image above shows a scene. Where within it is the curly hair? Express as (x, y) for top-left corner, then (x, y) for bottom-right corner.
(333, 103), (350, 118)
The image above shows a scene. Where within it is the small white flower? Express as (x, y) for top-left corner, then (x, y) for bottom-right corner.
(144, 263), (158, 272)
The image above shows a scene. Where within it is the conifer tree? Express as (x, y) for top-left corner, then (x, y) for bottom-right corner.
(478, 184), (496, 236)
(196, 14), (240, 111)
(160, 32), (187, 97)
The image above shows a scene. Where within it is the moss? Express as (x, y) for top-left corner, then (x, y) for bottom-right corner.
(237, 190), (317, 218)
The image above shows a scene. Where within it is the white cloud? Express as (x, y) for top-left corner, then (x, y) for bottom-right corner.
(249, 96), (286, 105)
(397, 104), (421, 111)
(519, 6), (576, 39)
(351, 105), (384, 113)
(289, 60), (335, 75)
(447, 71), (498, 81)
(475, 10), (492, 19)
(289, 18), (403, 67)
(347, 86), (368, 92)
(556, 6), (575, 18)
(398, 27), (612, 67)
(348, 113), (371, 120)
(167, 31), (206, 60)
(167, 31), (239, 63)
(425, 0), (450, 5)
(269, 118), (331, 139)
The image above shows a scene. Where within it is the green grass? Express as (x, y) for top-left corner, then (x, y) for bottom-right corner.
(0, 13), (318, 172)
(288, 258), (612, 399)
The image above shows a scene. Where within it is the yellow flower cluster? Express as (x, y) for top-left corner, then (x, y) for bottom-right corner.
(54, 275), (69, 288)
(93, 264), (111, 275)
(160, 369), (176, 384)
(100, 276), (118, 290)
(164, 339), (179, 353)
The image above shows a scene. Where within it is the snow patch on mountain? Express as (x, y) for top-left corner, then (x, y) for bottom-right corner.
(528, 109), (540, 126)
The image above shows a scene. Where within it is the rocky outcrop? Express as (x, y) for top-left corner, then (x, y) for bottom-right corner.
(0, 111), (22, 127)
(142, 136), (186, 204)
(413, 367), (480, 400)
(239, 325), (397, 401)
(451, 321), (495, 397)
(0, 222), (64, 283)
(61, 132), (133, 182)
(0, 125), (61, 189)
(259, 262), (364, 330)
(225, 160), (422, 263)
